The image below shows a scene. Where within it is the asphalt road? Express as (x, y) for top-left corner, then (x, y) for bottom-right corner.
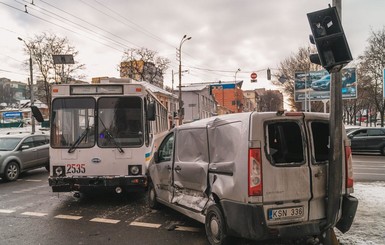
(0, 168), (209, 245)
(351, 153), (385, 182)
(0, 154), (383, 245)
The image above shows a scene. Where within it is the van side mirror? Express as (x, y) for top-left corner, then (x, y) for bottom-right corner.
(154, 151), (160, 163)
(147, 102), (156, 121)
(31, 106), (44, 123)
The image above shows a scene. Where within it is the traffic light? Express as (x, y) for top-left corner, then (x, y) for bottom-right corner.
(307, 6), (352, 73)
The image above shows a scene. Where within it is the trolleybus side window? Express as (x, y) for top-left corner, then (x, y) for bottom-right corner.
(51, 97), (95, 148)
(97, 97), (143, 147)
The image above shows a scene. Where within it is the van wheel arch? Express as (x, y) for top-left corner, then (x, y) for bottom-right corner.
(147, 181), (160, 209)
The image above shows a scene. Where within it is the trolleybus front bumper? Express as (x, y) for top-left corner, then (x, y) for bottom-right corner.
(49, 175), (147, 192)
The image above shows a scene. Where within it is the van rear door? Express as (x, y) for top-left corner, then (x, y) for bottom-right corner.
(262, 119), (311, 225)
(259, 114), (330, 225)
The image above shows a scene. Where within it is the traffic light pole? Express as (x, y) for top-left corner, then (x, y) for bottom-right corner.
(325, 0), (343, 243)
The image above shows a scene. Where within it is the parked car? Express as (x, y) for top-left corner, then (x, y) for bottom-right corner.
(0, 132), (50, 181)
(148, 111), (357, 244)
(347, 127), (385, 155)
(345, 125), (361, 134)
(311, 74), (330, 91)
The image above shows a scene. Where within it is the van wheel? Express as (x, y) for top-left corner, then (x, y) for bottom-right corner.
(3, 161), (20, 182)
(148, 182), (160, 209)
(205, 205), (229, 245)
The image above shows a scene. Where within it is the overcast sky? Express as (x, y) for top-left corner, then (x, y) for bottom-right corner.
(1, 0), (385, 91)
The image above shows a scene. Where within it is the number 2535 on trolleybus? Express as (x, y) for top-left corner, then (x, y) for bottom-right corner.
(48, 82), (169, 194)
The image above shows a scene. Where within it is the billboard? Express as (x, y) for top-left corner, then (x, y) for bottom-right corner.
(294, 68), (357, 102)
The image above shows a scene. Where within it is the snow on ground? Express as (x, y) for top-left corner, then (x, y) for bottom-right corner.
(337, 181), (385, 245)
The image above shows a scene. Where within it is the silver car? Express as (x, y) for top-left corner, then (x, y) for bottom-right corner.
(0, 132), (49, 182)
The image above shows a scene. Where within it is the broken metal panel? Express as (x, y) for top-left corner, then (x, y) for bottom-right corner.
(175, 127), (209, 163)
(172, 127), (210, 211)
(207, 120), (250, 201)
(171, 188), (208, 212)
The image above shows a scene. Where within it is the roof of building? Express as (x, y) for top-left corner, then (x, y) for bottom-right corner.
(180, 84), (208, 92)
(135, 81), (177, 98)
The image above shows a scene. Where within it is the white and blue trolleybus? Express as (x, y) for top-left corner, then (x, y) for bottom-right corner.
(48, 82), (169, 194)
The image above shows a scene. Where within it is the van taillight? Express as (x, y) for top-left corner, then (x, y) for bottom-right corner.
(345, 146), (354, 189)
(248, 148), (262, 196)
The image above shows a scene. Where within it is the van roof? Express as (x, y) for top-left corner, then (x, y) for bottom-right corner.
(178, 111), (330, 130)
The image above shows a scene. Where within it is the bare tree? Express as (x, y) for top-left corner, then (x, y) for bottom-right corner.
(119, 47), (170, 86)
(358, 27), (385, 127)
(274, 46), (324, 111)
(258, 90), (283, 112)
(21, 32), (85, 108)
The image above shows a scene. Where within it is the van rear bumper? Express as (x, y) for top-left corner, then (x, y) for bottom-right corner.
(48, 176), (147, 192)
(220, 199), (322, 241)
(336, 195), (358, 233)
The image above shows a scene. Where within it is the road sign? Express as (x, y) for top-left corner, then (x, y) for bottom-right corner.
(250, 72), (257, 80)
(52, 55), (75, 65)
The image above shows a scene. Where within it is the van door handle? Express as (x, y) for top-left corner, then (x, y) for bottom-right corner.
(174, 166), (182, 172)
(167, 165), (171, 171)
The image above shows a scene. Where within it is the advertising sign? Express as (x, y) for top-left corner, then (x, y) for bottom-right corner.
(3, 111), (22, 119)
(294, 68), (357, 102)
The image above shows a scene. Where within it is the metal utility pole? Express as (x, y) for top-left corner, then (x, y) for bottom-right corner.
(178, 35), (192, 125)
(18, 37), (35, 134)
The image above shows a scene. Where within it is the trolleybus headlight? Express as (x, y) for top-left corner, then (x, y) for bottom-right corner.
(54, 166), (65, 177)
(129, 165), (141, 175)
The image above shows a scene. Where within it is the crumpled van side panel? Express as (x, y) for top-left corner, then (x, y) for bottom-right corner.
(208, 118), (249, 202)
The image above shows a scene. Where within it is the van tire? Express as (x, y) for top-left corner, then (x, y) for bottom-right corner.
(3, 161), (20, 182)
(148, 182), (160, 209)
(205, 204), (229, 245)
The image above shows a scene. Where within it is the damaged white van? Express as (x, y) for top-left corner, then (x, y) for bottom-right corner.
(148, 111), (358, 244)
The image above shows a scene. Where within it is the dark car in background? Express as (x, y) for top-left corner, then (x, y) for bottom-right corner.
(347, 127), (385, 155)
(0, 132), (50, 181)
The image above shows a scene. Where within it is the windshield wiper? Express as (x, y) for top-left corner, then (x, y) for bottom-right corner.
(99, 118), (124, 153)
(68, 127), (89, 153)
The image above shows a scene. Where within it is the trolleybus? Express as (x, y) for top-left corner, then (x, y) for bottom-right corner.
(48, 82), (169, 194)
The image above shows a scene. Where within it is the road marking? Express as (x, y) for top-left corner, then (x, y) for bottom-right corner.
(25, 179), (42, 182)
(354, 172), (385, 176)
(21, 212), (48, 217)
(12, 184), (48, 194)
(55, 214), (83, 220)
(130, 221), (161, 228)
(90, 218), (120, 224)
(354, 160), (385, 164)
(174, 226), (201, 232)
(0, 209), (15, 214)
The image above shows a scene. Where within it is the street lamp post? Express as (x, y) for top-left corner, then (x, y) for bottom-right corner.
(172, 69), (188, 127)
(178, 35), (191, 125)
(234, 68), (241, 112)
(18, 37), (35, 134)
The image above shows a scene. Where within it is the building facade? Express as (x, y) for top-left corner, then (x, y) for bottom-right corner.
(120, 61), (164, 88)
(178, 84), (217, 123)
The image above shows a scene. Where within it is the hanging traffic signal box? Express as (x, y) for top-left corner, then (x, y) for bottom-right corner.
(307, 6), (352, 73)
